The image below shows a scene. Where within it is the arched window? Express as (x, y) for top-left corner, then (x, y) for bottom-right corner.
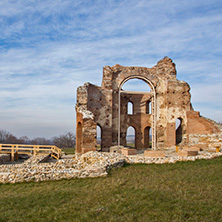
(127, 101), (133, 115)
(76, 122), (83, 153)
(97, 124), (102, 151)
(126, 126), (135, 148)
(176, 118), (182, 144)
(144, 126), (152, 148)
(146, 100), (152, 114)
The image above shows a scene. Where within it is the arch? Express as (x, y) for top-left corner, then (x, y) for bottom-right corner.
(119, 75), (155, 90)
(144, 126), (152, 148)
(76, 122), (83, 153)
(127, 126), (136, 148)
(122, 78), (151, 92)
(127, 101), (133, 114)
(118, 75), (157, 150)
(146, 100), (152, 114)
(96, 124), (102, 151)
(176, 118), (183, 144)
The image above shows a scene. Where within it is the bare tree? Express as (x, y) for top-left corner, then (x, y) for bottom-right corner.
(0, 129), (19, 144)
(52, 132), (75, 148)
(30, 137), (52, 145)
(18, 136), (30, 144)
(0, 129), (76, 148)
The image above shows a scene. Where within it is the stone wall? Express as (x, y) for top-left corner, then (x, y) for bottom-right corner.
(1, 151), (222, 184)
(188, 133), (222, 150)
(0, 153), (125, 184)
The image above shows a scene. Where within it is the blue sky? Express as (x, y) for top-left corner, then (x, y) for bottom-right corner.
(0, 0), (221, 139)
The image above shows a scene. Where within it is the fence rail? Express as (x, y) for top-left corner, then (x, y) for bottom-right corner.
(0, 144), (62, 161)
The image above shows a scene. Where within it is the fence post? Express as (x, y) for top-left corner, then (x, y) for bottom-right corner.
(15, 145), (18, 160)
(11, 146), (15, 162)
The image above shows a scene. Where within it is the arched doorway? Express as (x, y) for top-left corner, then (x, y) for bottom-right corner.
(96, 124), (102, 151)
(118, 76), (157, 150)
(144, 126), (152, 149)
(176, 118), (183, 144)
(126, 126), (136, 148)
(76, 122), (83, 153)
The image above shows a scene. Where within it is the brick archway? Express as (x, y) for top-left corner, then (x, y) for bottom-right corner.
(118, 76), (157, 150)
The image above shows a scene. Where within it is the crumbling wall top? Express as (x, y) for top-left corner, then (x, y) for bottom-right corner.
(155, 57), (177, 78)
(101, 57), (177, 90)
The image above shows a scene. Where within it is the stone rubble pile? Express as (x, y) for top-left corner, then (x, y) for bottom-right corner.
(23, 154), (50, 165)
(0, 150), (222, 184)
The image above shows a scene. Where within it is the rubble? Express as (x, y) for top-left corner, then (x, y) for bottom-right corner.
(0, 150), (221, 184)
(0, 152), (125, 184)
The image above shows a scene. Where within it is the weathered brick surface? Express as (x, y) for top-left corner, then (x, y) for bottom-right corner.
(178, 150), (198, 157)
(186, 111), (219, 134)
(75, 57), (221, 154)
(82, 147), (97, 154)
(183, 146), (201, 152)
(144, 150), (165, 158)
(121, 148), (137, 156)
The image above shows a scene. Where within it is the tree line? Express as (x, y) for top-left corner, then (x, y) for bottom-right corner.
(0, 130), (75, 149)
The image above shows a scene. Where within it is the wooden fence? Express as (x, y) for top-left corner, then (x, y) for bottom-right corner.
(0, 144), (62, 161)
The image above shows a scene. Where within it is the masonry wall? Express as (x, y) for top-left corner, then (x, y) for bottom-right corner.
(75, 57), (220, 154)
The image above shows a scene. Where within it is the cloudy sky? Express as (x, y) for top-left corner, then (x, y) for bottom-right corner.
(0, 0), (221, 139)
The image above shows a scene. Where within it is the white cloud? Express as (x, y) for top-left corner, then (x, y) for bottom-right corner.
(0, 0), (221, 138)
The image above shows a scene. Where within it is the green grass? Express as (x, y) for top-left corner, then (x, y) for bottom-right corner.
(62, 148), (75, 155)
(126, 143), (135, 148)
(96, 145), (101, 151)
(1, 157), (222, 221)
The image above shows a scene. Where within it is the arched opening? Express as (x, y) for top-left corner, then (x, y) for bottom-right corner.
(144, 126), (150, 148)
(76, 122), (83, 153)
(126, 126), (136, 148)
(118, 76), (157, 150)
(96, 125), (102, 151)
(122, 78), (151, 92)
(149, 128), (152, 148)
(176, 118), (182, 145)
(146, 100), (152, 114)
(127, 101), (133, 114)
(144, 126), (152, 148)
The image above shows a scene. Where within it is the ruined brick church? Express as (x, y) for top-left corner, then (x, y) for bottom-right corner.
(75, 57), (220, 154)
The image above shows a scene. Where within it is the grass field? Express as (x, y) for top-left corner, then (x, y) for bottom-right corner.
(62, 148), (75, 155)
(1, 157), (222, 221)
